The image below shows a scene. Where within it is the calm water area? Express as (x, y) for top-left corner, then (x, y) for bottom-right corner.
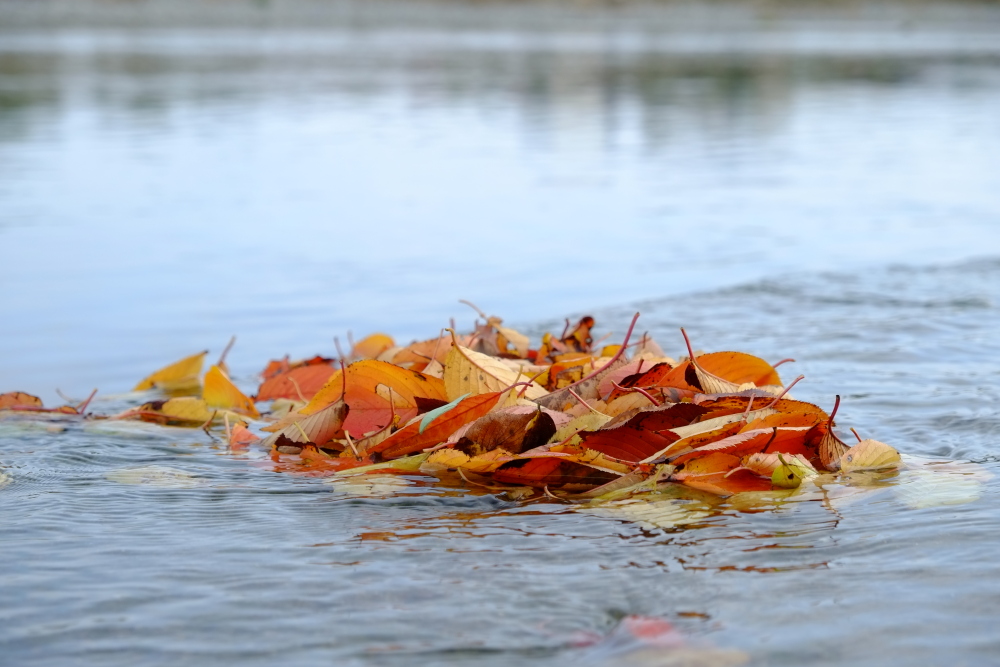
(1, 1), (1000, 665)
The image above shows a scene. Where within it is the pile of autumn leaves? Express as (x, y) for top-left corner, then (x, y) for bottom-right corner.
(0, 310), (902, 498)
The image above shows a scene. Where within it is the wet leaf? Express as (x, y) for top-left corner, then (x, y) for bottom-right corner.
(840, 439), (902, 472)
(227, 420), (260, 449)
(105, 465), (199, 488)
(771, 453), (818, 488)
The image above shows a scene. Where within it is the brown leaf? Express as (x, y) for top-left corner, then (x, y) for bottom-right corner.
(455, 408), (556, 456)
(362, 392), (503, 459)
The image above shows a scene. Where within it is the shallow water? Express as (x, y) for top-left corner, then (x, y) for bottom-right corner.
(2, 11), (1000, 666)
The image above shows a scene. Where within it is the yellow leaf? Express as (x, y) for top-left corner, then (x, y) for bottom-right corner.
(157, 397), (214, 423)
(771, 453), (818, 489)
(496, 326), (530, 357)
(840, 439), (901, 472)
(134, 351), (207, 391)
(426, 447), (515, 474)
(202, 365), (260, 418)
(443, 343), (547, 401)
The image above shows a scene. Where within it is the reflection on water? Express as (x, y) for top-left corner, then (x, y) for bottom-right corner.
(1, 6), (1000, 666)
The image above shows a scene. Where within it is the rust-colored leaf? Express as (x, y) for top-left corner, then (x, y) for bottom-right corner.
(363, 392), (502, 459)
(492, 457), (618, 488)
(227, 420), (260, 449)
(576, 424), (678, 463)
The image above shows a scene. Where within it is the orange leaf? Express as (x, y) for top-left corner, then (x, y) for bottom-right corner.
(228, 421), (260, 449)
(256, 364), (338, 402)
(364, 392), (502, 459)
(302, 360), (447, 438)
(391, 335), (456, 367)
(0, 392), (43, 410)
(697, 351), (782, 387)
(351, 333), (395, 359)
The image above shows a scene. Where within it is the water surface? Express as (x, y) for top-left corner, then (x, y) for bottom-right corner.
(1, 9), (999, 666)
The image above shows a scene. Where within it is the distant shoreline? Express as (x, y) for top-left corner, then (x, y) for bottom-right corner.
(3, 0), (1000, 33)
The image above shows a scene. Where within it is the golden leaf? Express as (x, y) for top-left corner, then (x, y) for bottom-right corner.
(134, 351), (207, 391)
(443, 343), (547, 401)
(202, 365), (259, 418)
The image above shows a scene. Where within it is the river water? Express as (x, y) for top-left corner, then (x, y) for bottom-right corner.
(1, 5), (999, 665)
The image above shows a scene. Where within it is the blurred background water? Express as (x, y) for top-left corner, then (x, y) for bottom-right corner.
(1, 1), (999, 665)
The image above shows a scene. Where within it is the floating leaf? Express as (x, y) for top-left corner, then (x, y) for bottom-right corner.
(0, 392), (43, 410)
(134, 351), (207, 391)
(840, 439), (901, 472)
(771, 453), (818, 488)
(105, 465), (199, 488)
